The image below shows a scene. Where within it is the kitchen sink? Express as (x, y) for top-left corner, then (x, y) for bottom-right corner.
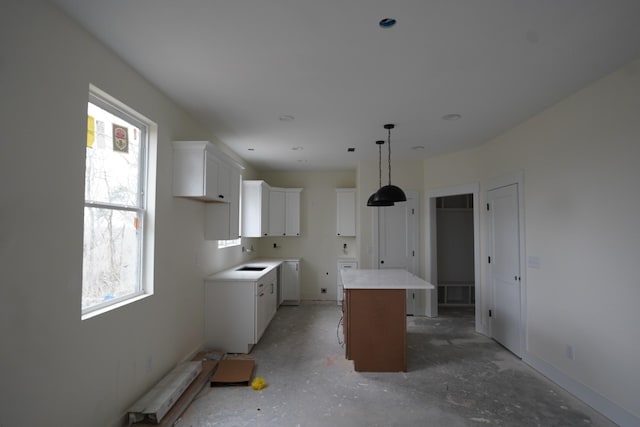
(236, 265), (267, 271)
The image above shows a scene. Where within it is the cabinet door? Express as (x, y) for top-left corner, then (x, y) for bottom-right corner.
(242, 181), (270, 237)
(216, 160), (231, 201)
(268, 188), (286, 236)
(285, 190), (301, 236)
(205, 203), (230, 240)
(228, 169), (241, 238)
(204, 168), (241, 240)
(255, 287), (267, 342)
(267, 270), (278, 320)
(336, 189), (356, 236)
(281, 261), (300, 305)
(204, 152), (220, 200)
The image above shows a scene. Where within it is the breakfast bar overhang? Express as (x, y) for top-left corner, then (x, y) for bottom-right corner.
(340, 269), (435, 372)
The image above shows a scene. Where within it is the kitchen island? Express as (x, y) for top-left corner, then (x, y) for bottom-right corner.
(340, 269), (434, 372)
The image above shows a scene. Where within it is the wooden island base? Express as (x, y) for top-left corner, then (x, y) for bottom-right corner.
(343, 288), (407, 372)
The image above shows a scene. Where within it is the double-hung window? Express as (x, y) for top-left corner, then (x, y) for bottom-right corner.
(82, 86), (155, 317)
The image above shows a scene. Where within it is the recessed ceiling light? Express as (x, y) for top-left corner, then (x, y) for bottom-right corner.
(279, 115), (295, 121)
(379, 18), (397, 28)
(442, 113), (462, 121)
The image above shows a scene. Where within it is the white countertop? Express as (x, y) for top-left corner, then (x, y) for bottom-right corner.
(340, 269), (435, 290)
(206, 258), (300, 282)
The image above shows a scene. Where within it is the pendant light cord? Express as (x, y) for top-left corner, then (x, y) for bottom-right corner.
(384, 124), (394, 185)
(378, 142), (383, 188)
(387, 126), (392, 185)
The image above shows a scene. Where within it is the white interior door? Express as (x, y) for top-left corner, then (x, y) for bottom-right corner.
(377, 193), (419, 314)
(488, 184), (522, 356)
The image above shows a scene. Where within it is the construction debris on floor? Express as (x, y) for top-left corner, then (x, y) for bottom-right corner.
(129, 350), (254, 426)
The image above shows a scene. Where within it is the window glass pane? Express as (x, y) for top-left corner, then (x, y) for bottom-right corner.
(82, 206), (142, 310)
(86, 102), (142, 207)
(218, 238), (241, 248)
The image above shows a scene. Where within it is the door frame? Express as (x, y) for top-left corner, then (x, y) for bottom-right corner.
(425, 184), (481, 329)
(484, 171), (527, 354)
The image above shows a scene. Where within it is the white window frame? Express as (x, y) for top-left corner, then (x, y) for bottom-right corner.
(82, 85), (157, 319)
(217, 238), (241, 248)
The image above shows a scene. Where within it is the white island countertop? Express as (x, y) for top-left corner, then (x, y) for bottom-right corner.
(341, 269), (434, 290)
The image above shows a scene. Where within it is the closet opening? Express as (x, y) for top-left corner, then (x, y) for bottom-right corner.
(435, 194), (475, 315)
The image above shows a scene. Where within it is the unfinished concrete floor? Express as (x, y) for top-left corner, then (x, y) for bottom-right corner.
(177, 303), (615, 427)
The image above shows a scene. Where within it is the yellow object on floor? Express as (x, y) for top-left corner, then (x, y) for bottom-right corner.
(251, 377), (267, 390)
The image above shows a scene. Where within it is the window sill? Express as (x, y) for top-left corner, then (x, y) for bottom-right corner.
(82, 293), (152, 320)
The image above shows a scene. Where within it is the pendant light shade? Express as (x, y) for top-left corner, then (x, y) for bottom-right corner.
(367, 192), (394, 206)
(372, 124), (406, 204)
(372, 184), (406, 203)
(367, 140), (394, 206)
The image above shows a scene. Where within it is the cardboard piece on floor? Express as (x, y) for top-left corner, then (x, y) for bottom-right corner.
(210, 359), (255, 387)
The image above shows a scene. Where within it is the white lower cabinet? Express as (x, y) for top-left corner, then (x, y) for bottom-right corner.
(280, 260), (300, 305)
(205, 268), (278, 353)
(337, 259), (358, 305)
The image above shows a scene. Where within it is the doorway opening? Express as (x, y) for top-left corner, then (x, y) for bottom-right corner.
(435, 194), (475, 313)
(426, 184), (481, 332)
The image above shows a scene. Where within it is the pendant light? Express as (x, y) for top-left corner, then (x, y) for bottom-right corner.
(372, 124), (407, 204)
(367, 140), (394, 206)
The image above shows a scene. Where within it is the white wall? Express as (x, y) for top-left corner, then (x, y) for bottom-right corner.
(0, 1), (257, 425)
(421, 60), (640, 425)
(256, 170), (356, 301)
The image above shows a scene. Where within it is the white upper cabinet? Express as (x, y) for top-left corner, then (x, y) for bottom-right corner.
(268, 188), (286, 236)
(242, 180), (270, 237)
(269, 187), (302, 236)
(244, 181), (302, 237)
(336, 188), (356, 236)
(173, 141), (239, 202)
(205, 168), (241, 240)
(284, 189), (301, 236)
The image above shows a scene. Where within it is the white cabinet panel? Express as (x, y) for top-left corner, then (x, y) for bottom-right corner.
(173, 141), (244, 241)
(337, 259), (358, 305)
(173, 141), (239, 202)
(204, 280), (256, 354)
(280, 260), (300, 305)
(269, 187), (301, 236)
(285, 190), (301, 236)
(242, 180), (270, 237)
(268, 188), (286, 236)
(246, 182), (301, 237)
(205, 167), (241, 240)
(336, 188), (356, 236)
(205, 268), (278, 354)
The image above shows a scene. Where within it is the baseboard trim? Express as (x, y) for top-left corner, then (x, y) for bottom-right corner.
(524, 352), (638, 427)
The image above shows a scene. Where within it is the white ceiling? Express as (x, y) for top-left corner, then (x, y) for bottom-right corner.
(50, 0), (640, 171)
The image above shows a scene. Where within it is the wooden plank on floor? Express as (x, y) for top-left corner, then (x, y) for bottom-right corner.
(133, 351), (221, 426)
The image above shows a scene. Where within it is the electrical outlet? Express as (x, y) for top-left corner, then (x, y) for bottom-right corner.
(321, 288), (327, 294)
